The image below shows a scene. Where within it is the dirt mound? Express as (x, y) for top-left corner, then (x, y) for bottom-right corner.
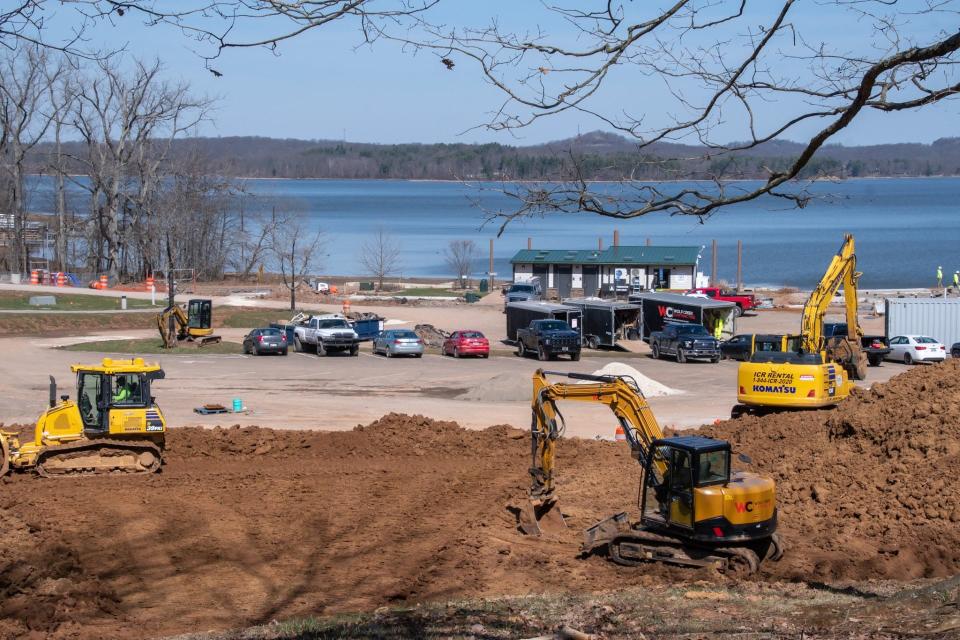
(700, 359), (960, 581)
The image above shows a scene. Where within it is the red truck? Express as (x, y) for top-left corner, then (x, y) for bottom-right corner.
(684, 287), (757, 316)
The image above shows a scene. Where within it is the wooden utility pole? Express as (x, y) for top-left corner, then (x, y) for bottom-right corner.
(737, 240), (743, 291)
(598, 237), (603, 250)
(613, 229), (620, 246)
(489, 238), (495, 290)
(527, 237), (532, 250)
(711, 239), (718, 287)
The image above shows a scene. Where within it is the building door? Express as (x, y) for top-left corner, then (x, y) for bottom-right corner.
(556, 265), (573, 298)
(582, 265), (599, 297)
(653, 268), (671, 290)
(533, 264), (549, 289)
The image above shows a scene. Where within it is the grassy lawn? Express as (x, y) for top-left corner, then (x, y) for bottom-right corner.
(0, 291), (155, 311)
(61, 338), (243, 354)
(219, 307), (294, 328)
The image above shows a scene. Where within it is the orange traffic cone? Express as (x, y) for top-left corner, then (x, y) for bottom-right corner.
(615, 425), (627, 442)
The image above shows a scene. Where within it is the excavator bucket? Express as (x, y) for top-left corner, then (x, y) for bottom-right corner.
(518, 496), (567, 536)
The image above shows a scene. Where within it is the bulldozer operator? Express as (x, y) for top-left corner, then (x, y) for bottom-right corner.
(112, 375), (137, 404)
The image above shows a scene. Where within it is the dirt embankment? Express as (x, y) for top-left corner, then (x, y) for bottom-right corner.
(1, 362), (959, 639)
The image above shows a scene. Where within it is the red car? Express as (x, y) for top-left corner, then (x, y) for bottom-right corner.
(443, 330), (490, 358)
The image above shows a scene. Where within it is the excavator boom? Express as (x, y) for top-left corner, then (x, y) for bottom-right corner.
(799, 234), (866, 379)
(522, 369), (667, 535)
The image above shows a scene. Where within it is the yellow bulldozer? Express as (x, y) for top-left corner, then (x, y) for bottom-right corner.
(0, 358), (167, 477)
(521, 369), (783, 574)
(157, 298), (221, 348)
(732, 234), (865, 416)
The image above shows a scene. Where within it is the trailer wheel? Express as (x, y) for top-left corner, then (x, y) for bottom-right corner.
(587, 336), (599, 350)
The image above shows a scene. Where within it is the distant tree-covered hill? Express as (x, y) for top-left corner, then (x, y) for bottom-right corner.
(35, 131), (960, 180)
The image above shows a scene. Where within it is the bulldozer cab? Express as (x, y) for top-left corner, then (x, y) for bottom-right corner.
(187, 299), (213, 330)
(73, 359), (164, 434)
(641, 437), (731, 532)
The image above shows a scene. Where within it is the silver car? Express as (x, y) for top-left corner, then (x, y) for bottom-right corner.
(373, 329), (424, 358)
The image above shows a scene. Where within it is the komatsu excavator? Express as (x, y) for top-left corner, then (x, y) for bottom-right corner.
(0, 358), (166, 477)
(156, 298), (221, 347)
(521, 369), (783, 574)
(732, 234), (864, 416)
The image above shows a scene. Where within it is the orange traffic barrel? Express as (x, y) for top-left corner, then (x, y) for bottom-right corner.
(615, 425), (627, 442)
(30, 270), (39, 285)
(342, 298), (351, 316)
(56, 272), (66, 287)
(146, 275), (155, 290)
(99, 274), (108, 289)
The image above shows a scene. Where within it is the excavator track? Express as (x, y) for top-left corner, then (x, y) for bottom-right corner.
(585, 513), (777, 575)
(607, 528), (762, 574)
(36, 439), (162, 477)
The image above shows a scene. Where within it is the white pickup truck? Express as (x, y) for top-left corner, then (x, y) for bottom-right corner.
(292, 314), (360, 356)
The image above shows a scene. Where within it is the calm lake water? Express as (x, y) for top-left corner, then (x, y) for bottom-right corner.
(26, 177), (960, 288)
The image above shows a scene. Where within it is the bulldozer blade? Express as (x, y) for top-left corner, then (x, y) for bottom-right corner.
(518, 497), (567, 536)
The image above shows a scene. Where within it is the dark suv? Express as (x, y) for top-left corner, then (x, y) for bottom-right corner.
(649, 323), (720, 363)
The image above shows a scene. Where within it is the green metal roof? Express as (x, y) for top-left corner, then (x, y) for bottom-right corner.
(510, 245), (699, 266)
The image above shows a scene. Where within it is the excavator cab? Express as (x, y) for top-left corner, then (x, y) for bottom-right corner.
(187, 299), (213, 331)
(640, 437), (731, 533)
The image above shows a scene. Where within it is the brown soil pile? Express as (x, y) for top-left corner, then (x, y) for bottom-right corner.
(701, 358), (960, 581)
(1, 363), (958, 638)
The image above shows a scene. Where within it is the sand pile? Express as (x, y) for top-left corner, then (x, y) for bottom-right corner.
(586, 362), (680, 397)
(700, 359), (960, 580)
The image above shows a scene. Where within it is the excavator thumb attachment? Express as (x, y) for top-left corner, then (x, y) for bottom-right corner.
(518, 496), (567, 536)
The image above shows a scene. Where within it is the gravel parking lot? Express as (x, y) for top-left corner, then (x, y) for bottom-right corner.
(0, 288), (907, 437)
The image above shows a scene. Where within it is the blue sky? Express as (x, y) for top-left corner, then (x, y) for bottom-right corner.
(44, 1), (959, 146)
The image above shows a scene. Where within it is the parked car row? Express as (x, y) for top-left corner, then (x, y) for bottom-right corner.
(242, 324), (492, 359)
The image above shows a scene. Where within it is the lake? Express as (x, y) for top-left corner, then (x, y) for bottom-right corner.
(26, 176), (960, 288)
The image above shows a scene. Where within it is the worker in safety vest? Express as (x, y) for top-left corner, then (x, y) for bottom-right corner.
(714, 318), (724, 340)
(938, 265), (943, 288)
(112, 376), (133, 403)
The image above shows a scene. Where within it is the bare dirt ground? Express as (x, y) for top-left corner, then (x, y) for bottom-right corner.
(2, 361), (959, 639)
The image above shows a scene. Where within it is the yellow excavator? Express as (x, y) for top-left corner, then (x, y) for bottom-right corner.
(157, 298), (221, 347)
(732, 234), (864, 416)
(0, 358), (166, 477)
(521, 369), (783, 574)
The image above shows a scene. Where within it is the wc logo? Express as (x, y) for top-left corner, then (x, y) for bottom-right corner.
(657, 305), (696, 321)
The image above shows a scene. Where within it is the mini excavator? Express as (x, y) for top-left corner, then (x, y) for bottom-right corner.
(156, 298), (221, 348)
(732, 234), (864, 416)
(520, 369), (783, 574)
(0, 358), (166, 477)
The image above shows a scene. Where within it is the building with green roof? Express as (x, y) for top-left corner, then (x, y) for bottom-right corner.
(510, 245), (704, 297)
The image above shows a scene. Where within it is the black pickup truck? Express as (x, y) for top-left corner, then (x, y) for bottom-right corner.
(515, 319), (581, 361)
(823, 323), (891, 366)
(649, 323), (721, 363)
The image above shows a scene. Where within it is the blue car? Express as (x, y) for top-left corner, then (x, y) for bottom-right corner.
(373, 329), (425, 358)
